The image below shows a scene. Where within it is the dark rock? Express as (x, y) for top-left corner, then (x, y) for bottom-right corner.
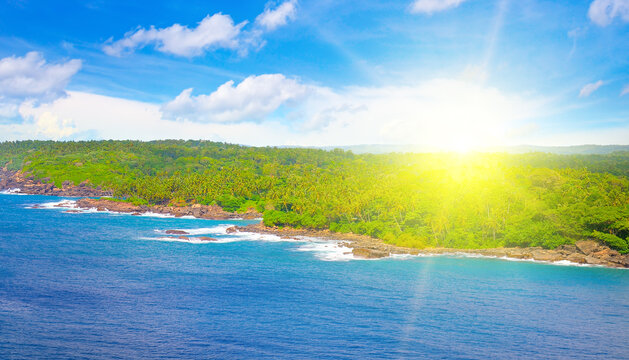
(165, 230), (188, 235)
(177, 236), (189, 240)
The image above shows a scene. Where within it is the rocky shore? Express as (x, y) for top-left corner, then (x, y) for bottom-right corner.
(0, 169), (110, 197)
(236, 223), (629, 268)
(3, 168), (626, 268)
(74, 198), (262, 220)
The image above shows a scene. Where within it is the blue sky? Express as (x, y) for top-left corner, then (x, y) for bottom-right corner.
(0, 0), (627, 149)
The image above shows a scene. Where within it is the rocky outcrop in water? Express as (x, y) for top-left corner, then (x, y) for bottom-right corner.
(0, 169), (111, 197)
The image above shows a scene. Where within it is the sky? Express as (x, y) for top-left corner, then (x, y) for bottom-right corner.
(0, 0), (628, 150)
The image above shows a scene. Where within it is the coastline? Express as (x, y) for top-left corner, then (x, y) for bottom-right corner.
(1, 172), (627, 268)
(10, 193), (628, 268)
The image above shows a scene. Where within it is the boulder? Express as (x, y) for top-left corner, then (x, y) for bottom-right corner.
(352, 247), (388, 259)
(225, 226), (238, 234)
(531, 250), (563, 262)
(177, 236), (189, 240)
(198, 237), (218, 241)
(165, 230), (188, 235)
(575, 240), (601, 255)
(506, 249), (532, 259)
(584, 255), (607, 266)
(191, 204), (203, 218)
(567, 253), (588, 264)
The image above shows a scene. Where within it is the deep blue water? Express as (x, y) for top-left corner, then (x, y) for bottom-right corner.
(0, 194), (628, 359)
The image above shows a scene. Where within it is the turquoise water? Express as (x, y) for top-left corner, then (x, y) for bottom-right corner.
(0, 194), (628, 359)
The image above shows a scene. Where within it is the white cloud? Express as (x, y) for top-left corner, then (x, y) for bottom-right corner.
(103, 14), (247, 57)
(588, 0), (629, 26)
(621, 84), (629, 96)
(161, 74), (310, 123)
(409, 0), (469, 14)
(0, 52), (81, 111)
(255, 0), (298, 31)
(579, 80), (604, 97)
(33, 112), (78, 140)
(104, 2), (299, 57)
(4, 75), (549, 152)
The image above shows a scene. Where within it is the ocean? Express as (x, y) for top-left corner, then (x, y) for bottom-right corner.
(0, 194), (628, 359)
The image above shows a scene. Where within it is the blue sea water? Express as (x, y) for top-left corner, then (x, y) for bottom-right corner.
(0, 194), (628, 360)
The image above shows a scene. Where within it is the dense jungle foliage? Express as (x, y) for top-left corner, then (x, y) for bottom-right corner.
(1, 140), (628, 252)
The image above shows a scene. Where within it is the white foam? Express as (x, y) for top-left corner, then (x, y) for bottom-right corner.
(0, 188), (25, 195)
(29, 199), (78, 210)
(155, 225), (233, 236)
(139, 236), (217, 244)
(139, 211), (175, 218)
(295, 241), (356, 261)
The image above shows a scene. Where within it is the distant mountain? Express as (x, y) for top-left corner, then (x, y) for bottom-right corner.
(317, 144), (629, 155)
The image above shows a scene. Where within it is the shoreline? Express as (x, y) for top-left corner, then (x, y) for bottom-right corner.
(2, 170), (627, 268)
(236, 222), (629, 268)
(8, 192), (627, 268)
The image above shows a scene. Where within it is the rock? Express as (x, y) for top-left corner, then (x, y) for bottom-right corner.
(165, 230), (188, 235)
(131, 212), (141, 216)
(531, 250), (563, 262)
(191, 203), (203, 218)
(177, 236), (189, 240)
(352, 247), (388, 259)
(225, 226), (238, 234)
(584, 255), (607, 266)
(575, 240), (601, 255)
(567, 253), (588, 264)
(198, 237), (218, 241)
(506, 249), (532, 259)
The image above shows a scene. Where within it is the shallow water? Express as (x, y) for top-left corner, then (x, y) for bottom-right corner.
(1, 194), (628, 359)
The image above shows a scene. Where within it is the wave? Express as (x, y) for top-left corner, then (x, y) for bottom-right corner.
(294, 241), (356, 261)
(28, 199), (78, 210)
(139, 236), (221, 244)
(0, 188), (26, 195)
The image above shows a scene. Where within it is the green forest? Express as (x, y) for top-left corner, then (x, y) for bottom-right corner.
(1, 140), (628, 253)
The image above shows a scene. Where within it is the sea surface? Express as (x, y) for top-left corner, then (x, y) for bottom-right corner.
(0, 193), (628, 359)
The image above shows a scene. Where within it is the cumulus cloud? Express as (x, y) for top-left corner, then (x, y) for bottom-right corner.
(409, 0), (469, 14)
(2, 77), (554, 150)
(255, 0), (298, 31)
(579, 80), (604, 97)
(588, 0), (629, 26)
(0, 52), (81, 105)
(161, 74), (310, 123)
(103, 14), (246, 57)
(104, 1), (298, 57)
(33, 112), (78, 140)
